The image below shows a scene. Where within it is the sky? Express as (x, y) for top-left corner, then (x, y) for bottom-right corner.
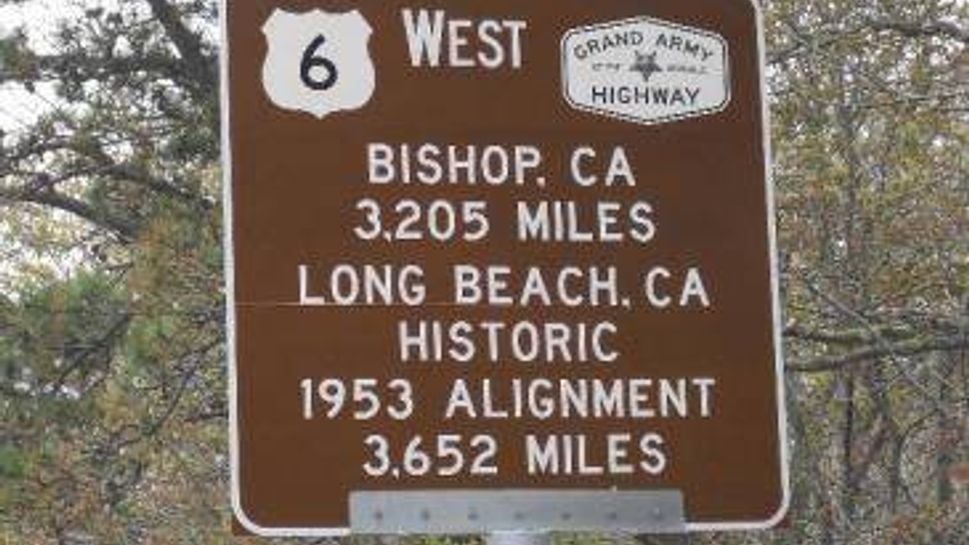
(0, 1), (103, 291)
(0, 0), (101, 132)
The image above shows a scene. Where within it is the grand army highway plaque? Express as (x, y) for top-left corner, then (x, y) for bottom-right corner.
(222, 0), (788, 536)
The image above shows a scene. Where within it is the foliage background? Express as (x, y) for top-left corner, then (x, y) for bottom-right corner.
(0, 0), (967, 543)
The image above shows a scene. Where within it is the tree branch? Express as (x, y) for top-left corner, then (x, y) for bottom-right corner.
(144, 0), (217, 93)
(0, 185), (138, 240)
(768, 17), (969, 66)
(785, 323), (917, 345)
(788, 336), (969, 374)
(867, 18), (969, 45)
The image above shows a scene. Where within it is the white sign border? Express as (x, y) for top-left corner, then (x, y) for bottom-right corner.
(220, 0), (789, 536)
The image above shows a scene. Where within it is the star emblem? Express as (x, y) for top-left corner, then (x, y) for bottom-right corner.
(630, 51), (663, 83)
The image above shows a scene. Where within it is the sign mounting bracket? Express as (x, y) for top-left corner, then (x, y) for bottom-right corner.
(350, 489), (686, 534)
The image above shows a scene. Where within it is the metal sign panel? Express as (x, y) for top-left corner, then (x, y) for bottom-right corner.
(221, 0), (787, 537)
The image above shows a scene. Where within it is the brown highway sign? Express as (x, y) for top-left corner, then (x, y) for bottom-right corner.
(221, 0), (788, 536)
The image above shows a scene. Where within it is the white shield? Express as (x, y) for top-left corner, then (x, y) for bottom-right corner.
(562, 16), (730, 126)
(261, 9), (375, 119)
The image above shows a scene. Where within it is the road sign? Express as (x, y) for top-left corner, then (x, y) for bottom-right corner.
(222, 0), (788, 537)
